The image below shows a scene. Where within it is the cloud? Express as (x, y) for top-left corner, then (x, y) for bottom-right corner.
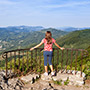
(39, 1), (90, 8)
(0, 0), (16, 5)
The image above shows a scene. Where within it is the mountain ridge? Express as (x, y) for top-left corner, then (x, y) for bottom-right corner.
(0, 28), (68, 52)
(57, 27), (90, 32)
(56, 29), (90, 49)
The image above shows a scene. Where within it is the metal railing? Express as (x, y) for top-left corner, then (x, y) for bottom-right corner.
(1, 48), (88, 78)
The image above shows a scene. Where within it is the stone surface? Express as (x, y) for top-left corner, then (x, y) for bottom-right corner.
(0, 70), (88, 90)
(52, 72), (85, 86)
(0, 70), (24, 90)
(55, 74), (68, 81)
(24, 79), (90, 90)
(41, 70), (86, 86)
(24, 79), (57, 90)
(20, 73), (40, 83)
(41, 74), (52, 81)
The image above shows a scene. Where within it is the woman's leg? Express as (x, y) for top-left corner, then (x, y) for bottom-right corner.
(43, 51), (48, 73)
(44, 66), (48, 73)
(48, 51), (54, 72)
(50, 65), (54, 72)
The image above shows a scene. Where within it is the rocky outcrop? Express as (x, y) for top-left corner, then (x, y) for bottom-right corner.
(0, 70), (24, 90)
(0, 70), (86, 90)
(41, 70), (86, 86)
(20, 73), (40, 84)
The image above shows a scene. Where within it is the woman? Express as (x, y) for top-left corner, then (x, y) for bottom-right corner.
(30, 31), (64, 76)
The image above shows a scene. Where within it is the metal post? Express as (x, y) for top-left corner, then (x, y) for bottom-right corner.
(6, 53), (8, 78)
(81, 51), (83, 77)
(61, 50), (63, 73)
(56, 49), (59, 72)
(66, 49), (68, 73)
(70, 50), (73, 74)
(75, 50), (78, 74)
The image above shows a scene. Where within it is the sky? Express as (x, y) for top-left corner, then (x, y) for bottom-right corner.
(0, 0), (90, 28)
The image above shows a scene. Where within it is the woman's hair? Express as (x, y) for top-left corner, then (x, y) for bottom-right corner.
(45, 31), (52, 44)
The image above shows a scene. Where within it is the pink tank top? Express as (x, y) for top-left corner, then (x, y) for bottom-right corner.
(42, 38), (56, 51)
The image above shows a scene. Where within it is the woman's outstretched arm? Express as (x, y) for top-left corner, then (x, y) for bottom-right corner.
(30, 42), (43, 51)
(54, 42), (65, 50)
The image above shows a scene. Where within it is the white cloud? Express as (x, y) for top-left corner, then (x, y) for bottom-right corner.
(39, 1), (90, 8)
(0, 0), (16, 5)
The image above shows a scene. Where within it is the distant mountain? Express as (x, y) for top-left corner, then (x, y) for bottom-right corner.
(0, 27), (68, 52)
(18, 28), (68, 48)
(1, 25), (90, 52)
(57, 27), (90, 32)
(38, 28), (68, 38)
(0, 26), (44, 33)
(56, 29), (90, 49)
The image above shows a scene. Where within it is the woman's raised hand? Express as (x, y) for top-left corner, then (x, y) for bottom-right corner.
(60, 47), (65, 50)
(30, 47), (34, 51)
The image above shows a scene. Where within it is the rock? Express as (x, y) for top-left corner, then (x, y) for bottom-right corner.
(75, 71), (86, 78)
(39, 80), (49, 86)
(41, 74), (52, 81)
(0, 70), (6, 75)
(8, 78), (18, 87)
(52, 73), (68, 81)
(67, 70), (71, 74)
(38, 80), (55, 90)
(76, 81), (84, 86)
(21, 73), (40, 83)
(82, 72), (86, 78)
(68, 81), (74, 85)
(0, 69), (86, 90)
(0, 70), (24, 90)
(52, 70), (86, 86)
(72, 70), (76, 75)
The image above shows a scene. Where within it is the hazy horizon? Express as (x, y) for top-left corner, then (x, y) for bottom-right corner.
(0, 25), (90, 29)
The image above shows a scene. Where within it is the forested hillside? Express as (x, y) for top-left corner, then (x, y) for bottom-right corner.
(0, 27), (68, 53)
(0, 27), (90, 54)
(22, 28), (68, 48)
(56, 29), (90, 49)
